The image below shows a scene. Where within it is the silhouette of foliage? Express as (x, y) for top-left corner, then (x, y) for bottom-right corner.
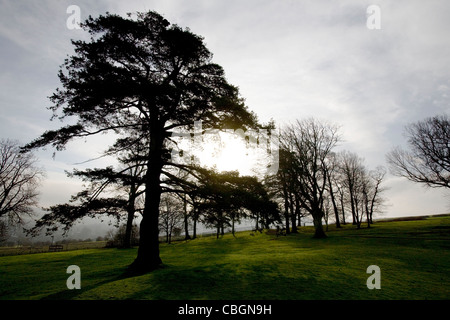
(24, 11), (258, 272)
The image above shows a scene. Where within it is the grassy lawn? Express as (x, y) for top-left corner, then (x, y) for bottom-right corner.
(0, 215), (449, 300)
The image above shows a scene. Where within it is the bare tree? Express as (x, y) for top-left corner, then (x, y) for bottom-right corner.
(337, 150), (365, 226)
(281, 118), (341, 238)
(270, 147), (296, 234)
(0, 139), (44, 224)
(159, 194), (183, 244)
(325, 152), (342, 228)
(365, 166), (387, 225)
(387, 114), (450, 189)
(338, 151), (387, 228)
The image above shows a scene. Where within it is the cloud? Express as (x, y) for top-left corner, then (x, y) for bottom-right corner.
(385, 176), (449, 216)
(1, 0), (449, 220)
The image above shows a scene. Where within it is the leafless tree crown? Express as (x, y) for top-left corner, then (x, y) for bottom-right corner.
(0, 139), (44, 224)
(387, 114), (450, 189)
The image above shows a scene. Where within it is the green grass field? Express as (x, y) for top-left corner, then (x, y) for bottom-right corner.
(1, 215), (449, 300)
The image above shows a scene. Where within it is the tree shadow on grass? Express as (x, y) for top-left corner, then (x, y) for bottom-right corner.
(39, 265), (145, 300)
(122, 263), (324, 300)
(37, 258), (384, 300)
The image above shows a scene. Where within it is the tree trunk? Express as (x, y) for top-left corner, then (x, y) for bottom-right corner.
(124, 212), (134, 248)
(295, 195), (302, 228)
(124, 184), (137, 248)
(129, 182), (162, 272)
(312, 207), (327, 238)
(232, 216), (236, 237)
(130, 194), (162, 273)
(327, 174), (341, 228)
(128, 125), (163, 273)
(350, 190), (357, 225)
(193, 214), (197, 239)
(283, 190), (290, 234)
(313, 217), (327, 238)
(255, 212), (259, 231)
(355, 202), (362, 229)
(369, 187), (378, 224)
(184, 214), (190, 240)
(289, 192), (298, 233)
(340, 192), (346, 225)
(364, 194), (371, 228)
(183, 195), (191, 240)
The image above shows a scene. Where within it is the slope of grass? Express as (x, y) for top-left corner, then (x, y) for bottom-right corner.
(1, 215), (449, 300)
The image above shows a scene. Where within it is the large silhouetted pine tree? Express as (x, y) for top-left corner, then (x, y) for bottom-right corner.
(25, 11), (257, 272)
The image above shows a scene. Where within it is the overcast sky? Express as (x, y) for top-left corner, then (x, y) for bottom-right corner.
(1, 0), (449, 233)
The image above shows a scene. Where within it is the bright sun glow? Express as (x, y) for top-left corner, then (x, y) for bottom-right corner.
(198, 132), (257, 175)
(171, 126), (279, 177)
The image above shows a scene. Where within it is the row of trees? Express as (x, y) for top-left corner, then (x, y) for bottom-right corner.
(7, 111), (447, 249)
(156, 118), (387, 243)
(265, 119), (387, 238)
(159, 169), (279, 242)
